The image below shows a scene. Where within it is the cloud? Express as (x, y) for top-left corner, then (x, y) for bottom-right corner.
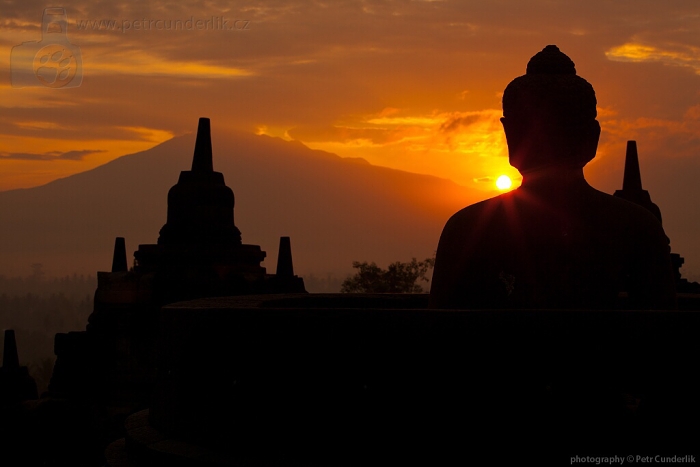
(606, 42), (700, 74)
(83, 49), (255, 78)
(0, 149), (105, 161)
(288, 124), (426, 146)
(439, 114), (484, 134)
(598, 103), (700, 160)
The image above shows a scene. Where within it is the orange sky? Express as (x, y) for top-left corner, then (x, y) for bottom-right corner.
(2, 1), (700, 275)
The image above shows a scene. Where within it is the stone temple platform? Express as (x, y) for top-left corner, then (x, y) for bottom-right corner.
(107, 293), (700, 466)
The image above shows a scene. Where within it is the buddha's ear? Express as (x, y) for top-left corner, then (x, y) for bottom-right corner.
(500, 117), (519, 146)
(501, 116), (528, 171)
(500, 117), (508, 133)
(593, 120), (601, 142)
(587, 119), (601, 142)
(577, 119), (601, 167)
(501, 117), (525, 150)
(500, 116), (513, 152)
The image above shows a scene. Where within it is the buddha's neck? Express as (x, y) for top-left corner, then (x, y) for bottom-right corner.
(519, 166), (589, 194)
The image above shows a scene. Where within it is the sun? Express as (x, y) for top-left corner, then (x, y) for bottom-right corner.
(496, 175), (512, 190)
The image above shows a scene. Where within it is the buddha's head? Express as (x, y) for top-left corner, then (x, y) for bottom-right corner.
(501, 45), (600, 174)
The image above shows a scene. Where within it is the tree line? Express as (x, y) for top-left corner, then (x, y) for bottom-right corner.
(341, 257), (435, 293)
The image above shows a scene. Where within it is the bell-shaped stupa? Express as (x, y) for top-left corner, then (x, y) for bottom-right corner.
(133, 118), (268, 301)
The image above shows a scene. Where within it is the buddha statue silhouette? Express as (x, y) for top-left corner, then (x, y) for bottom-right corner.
(430, 45), (676, 309)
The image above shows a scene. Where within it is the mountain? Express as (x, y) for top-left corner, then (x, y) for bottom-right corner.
(0, 130), (484, 288)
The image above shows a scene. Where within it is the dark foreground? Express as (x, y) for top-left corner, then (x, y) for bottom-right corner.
(103, 293), (700, 466)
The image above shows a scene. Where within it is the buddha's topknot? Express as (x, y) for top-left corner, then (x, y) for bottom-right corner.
(526, 45), (576, 75)
(503, 45), (597, 123)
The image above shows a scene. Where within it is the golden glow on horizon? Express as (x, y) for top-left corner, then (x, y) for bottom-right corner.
(496, 175), (512, 190)
(299, 108), (510, 189)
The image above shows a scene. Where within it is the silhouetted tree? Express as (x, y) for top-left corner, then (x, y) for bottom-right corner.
(341, 257), (435, 293)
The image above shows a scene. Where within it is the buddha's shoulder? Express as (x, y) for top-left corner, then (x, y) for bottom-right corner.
(442, 187), (665, 235)
(441, 193), (514, 233)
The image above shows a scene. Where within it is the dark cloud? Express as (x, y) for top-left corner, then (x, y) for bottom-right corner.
(440, 114), (481, 134)
(0, 149), (105, 161)
(59, 149), (104, 160)
(288, 125), (413, 145)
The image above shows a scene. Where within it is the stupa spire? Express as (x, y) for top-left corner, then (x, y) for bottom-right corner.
(191, 117), (213, 173)
(276, 237), (294, 277)
(622, 141), (643, 191)
(614, 140), (662, 223)
(112, 237), (128, 272)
